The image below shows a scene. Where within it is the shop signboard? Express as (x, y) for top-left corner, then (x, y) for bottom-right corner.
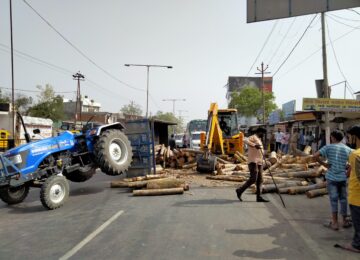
(302, 98), (360, 112)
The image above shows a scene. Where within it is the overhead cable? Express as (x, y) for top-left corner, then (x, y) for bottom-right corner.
(326, 18), (355, 97)
(277, 24), (360, 80)
(267, 18), (297, 66)
(246, 21), (278, 76)
(22, 0), (144, 92)
(273, 15), (317, 77)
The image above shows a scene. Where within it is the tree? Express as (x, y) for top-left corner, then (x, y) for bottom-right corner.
(120, 101), (142, 116)
(27, 84), (64, 121)
(153, 111), (185, 133)
(229, 86), (277, 121)
(0, 89), (33, 113)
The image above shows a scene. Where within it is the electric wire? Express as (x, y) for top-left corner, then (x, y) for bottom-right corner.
(267, 18), (297, 66)
(327, 14), (360, 30)
(246, 21), (278, 76)
(277, 24), (360, 80)
(0, 44), (132, 102)
(326, 18), (355, 98)
(22, 0), (145, 93)
(273, 14), (318, 77)
(0, 86), (74, 94)
(330, 13), (360, 22)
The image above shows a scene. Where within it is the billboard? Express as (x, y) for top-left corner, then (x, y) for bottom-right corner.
(302, 98), (360, 112)
(227, 76), (273, 93)
(282, 100), (296, 120)
(268, 110), (281, 125)
(247, 0), (360, 23)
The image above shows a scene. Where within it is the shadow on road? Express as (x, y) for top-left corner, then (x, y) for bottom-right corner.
(70, 187), (104, 196)
(6, 204), (47, 214)
(173, 199), (238, 207)
(227, 223), (294, 259)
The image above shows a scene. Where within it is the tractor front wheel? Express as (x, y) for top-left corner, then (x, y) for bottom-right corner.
(40, 175), (69, 210)
(95, 129), (132, 176)
(0, 185), (29, 205)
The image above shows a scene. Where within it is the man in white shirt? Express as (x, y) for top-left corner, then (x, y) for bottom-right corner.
(274, 128), (283, 152)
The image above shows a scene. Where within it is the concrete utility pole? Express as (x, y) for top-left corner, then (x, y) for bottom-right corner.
(73, 72), (85, 124)
(255, 62), (271, 125)
(9, 0), (15, 141)
(124, 64), (173, 118)
(321, 13), (331, 145)
(162, 99), (186, 116)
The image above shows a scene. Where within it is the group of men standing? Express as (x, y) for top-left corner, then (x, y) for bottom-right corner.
(236, 126), (360, 253)
(270, 128), (318, 155)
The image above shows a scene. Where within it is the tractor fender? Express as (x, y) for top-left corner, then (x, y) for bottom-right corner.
(93, 122), (125, 136)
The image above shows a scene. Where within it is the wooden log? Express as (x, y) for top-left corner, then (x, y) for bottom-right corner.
(314, 177), (325, 184)
(280, 163), (308, 171)
(133, 187), (184, 196)
(110, 180), (130, 188)
(303, 145), (312, 155)
(146, 178), (185, 189)
(187, 156), (196, 163)
(215, 156), (233, 165)
(180, 148), (204, 154)
(182, 162), (197, 169)
(206, 175), (246, 182)
(287, 182), (326, 195)
(235, 151), (248, 162)
(269, 151), (278, 165)
(160, 145), (166, 155)
(128, 181), (148, 188)
(306, 188), (328, 198)
(274, 170), (323, 178)
(261, 181), (308, 193)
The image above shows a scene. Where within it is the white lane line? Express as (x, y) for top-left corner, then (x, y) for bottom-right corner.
(270, 195), (326, 259)
(59, 209), (124, 260)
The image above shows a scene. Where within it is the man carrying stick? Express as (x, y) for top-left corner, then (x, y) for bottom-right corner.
(236, 127), (269, 202)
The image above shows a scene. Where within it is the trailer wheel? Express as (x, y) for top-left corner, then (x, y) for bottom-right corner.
(64, 165), (96, 182)
(40, 175), (69, 210)
(0, 185), (29, 205)
(95, 129), (132, 176)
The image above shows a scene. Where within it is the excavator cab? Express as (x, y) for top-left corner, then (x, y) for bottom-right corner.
(197, 103), (244, 173)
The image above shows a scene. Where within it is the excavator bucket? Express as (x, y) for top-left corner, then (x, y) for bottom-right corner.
(196, 154), (217, 173)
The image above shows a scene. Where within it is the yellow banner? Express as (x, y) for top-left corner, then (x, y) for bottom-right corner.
(303, 98), (360, 112)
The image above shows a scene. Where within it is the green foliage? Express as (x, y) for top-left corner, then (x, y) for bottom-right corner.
(27, 85), (64, 121)
(120, 101), (143, 116)
(0, 89), (33, 113)
(153, 111), (184, 133)
(229, 86), (277, 121)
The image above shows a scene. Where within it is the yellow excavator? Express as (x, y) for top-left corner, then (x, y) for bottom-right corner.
(197, 103), (244, 172)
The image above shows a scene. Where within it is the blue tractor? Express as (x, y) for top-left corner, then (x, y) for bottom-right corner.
(0, 114), (132, 210)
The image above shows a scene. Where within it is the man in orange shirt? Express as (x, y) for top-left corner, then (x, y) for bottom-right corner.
(236, 127), (269, 202)
(338, 126), (360, 253)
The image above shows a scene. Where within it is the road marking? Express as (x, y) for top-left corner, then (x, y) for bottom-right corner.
(270, 195), (326, 259)
(59, 209), (124, 260)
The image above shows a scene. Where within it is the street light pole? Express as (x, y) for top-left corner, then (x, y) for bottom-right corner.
(124, 64), (173, 118)
(9, 0), (15, 141)
(162, 99), (186, 116)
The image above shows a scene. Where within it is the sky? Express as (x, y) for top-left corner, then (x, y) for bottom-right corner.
(1, 0), (360, 123)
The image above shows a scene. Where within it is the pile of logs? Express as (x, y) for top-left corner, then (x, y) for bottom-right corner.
(154, 145), (201, 169)
(206, 152), (329, 199)
(110, 174), (189, 196)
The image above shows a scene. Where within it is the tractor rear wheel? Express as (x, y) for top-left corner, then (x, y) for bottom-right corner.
(95, 129), (132, 176)
(64, 165), (96, 182)
(40, 175), (69, 210)
(0, 185), (29, 205)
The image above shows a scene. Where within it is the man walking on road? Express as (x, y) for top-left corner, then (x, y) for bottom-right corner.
(314, 130), (353, 231)
(236, 127), (269, 203)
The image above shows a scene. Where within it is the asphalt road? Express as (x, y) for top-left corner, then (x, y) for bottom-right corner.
(0, 172), (358, 260)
